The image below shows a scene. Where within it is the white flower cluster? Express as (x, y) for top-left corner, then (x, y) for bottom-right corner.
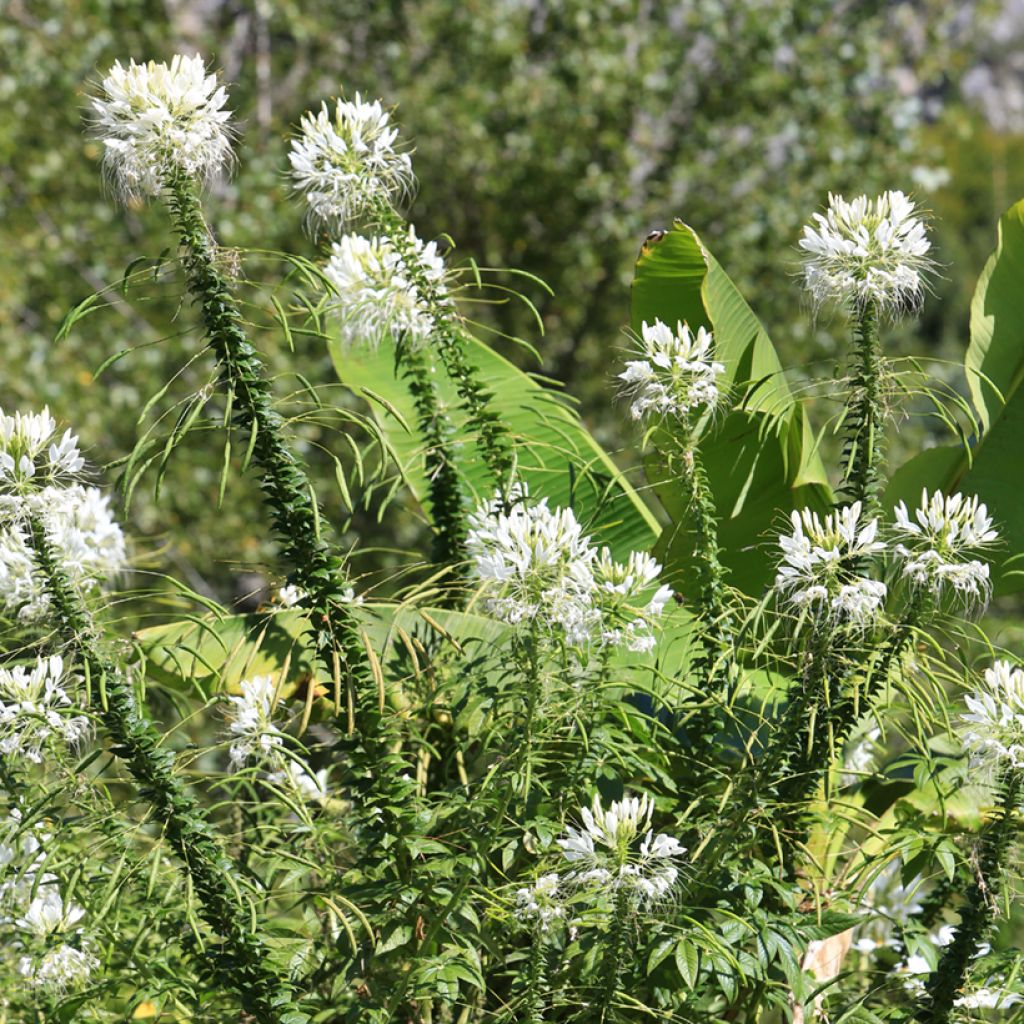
(0, 656), (90, 764)
(0, 408), (83, 494)
(961, 660), (1024, 768)
(954, 987), (1022, 1010)
(893, 489), (998, 605)
(775, 502), (887, 627)
(799, 190), (933, 313)
(467, 486), (672, 650)
(275, 583), (363, 609)
(225, 676), (285, 770)
(557, 793), (685, 908)
(618, 319), (724, 423)
(0, 811), (97, 996)
(514, 873), (565, 932)
(266, 761), (329, 804)
(290, 96), (413, 232)
(0, 485), (126, 624)
(223, 676), (330, 802)
(92, 54), (233, 199)
(324, 227), (448, 349)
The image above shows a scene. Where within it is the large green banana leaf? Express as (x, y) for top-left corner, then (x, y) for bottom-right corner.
(328, 330), (660, 561)
(885, 198), (1024, 593)
(630, 221), (831, 596)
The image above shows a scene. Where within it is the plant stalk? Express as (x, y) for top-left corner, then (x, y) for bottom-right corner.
(27, 511), (307, 1024)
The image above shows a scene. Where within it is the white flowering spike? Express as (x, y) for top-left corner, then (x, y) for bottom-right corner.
(276, 584), (306, 608)
(961, 660), (1024, 767)
(775, 501), (887, 627)
(557, 793), (685, 907)
(591, 548), (674, 653)
(619, 319), (724, 422)
(225, 675), (285, 770)
(290, 96), (414, 232)
(892, 489), (998, 605)
(92, 54), (233, 200)
(324, 227), (447, 349)
(467, 485), (598, 642)
(18, 887), (86, 937)
(0, 655), (90, 764)
(0, 409), (83, 494)
(19, 943), (99, 995)
(514, 873), (565, 932)
(0, 485), (126, 623)
(799, 190), (933, 314)
(954, 988), (1023, 1010)
(267, 761), (329, 804)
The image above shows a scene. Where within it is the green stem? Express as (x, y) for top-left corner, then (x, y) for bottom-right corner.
(524, 927), (547, 1024)
(777, 602), (922, 822)
(678, 446), (733, 746)
(27, 512), (307, 1024)
(382, 210), (515, 490)
(841, 299), (884, 512)
(917, 770), (1022, 1024)
(399, 343), (467, 588)
(596, 887), (632, 1023)
(165, 175), (373, 718)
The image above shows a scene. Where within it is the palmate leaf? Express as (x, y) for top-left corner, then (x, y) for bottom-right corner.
(630, 221), (831, 596)
(885, 198), (1024, 593)
(327, 327), (661, 561)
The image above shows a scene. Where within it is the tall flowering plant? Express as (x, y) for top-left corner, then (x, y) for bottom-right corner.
(1, 49), (1021, 1024)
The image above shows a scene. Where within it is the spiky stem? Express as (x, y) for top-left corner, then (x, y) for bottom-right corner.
(677, 445), (733, 745)
(524, 926), (547, 1024)
(381, 209), (515, 490)
(917, 770), (1021, 1024)
(26, 512), (307, 1024)
(164, 174), (373, 716)
(399, 343), (467, 587)
(841, 299), (884, 511)
(597, 887), (632, 1023)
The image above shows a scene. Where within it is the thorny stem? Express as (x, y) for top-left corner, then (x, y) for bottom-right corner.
(597, 886), (632, 1023)
(165, 173), (373, 712)
(917, 770), (1022, 1024)
(841, 299), (884, 512)
(677, 445), (733, 746)
(524, 926), (547, 1024)
(381, 207), (516, 491)
(399, 342), (467, 589)
(27, 512), (308, 1024)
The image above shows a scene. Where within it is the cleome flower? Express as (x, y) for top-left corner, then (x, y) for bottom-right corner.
(557, 793), (685, 907)
(798, 190), (933, 314)
(0, 485), (127, 624)
(618, 319), (724, 423)
(92, 54), (233, 200)
(467, 485), (671, 650)
(225, 675), (285, 770)
(14, 882), (97, 996)
(289, 95), (414, 233)
(514, 872), (565, 932)
(961, 660), (1024, 768)
(324, 228), (447, 349)
(775, 501), (887, 627)
(892, 489), (998, 606)
(266, 760), (329, 804)
(0, 655), (90, 764)
(591, 549), (674, 653)
(0, 409), (83, 494)
(467, 486), (598, 642)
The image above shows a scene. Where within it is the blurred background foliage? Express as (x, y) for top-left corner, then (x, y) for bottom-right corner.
(2, 0), (1024, 608)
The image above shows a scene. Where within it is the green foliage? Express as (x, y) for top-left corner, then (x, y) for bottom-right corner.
(631, 221), (831, 596)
